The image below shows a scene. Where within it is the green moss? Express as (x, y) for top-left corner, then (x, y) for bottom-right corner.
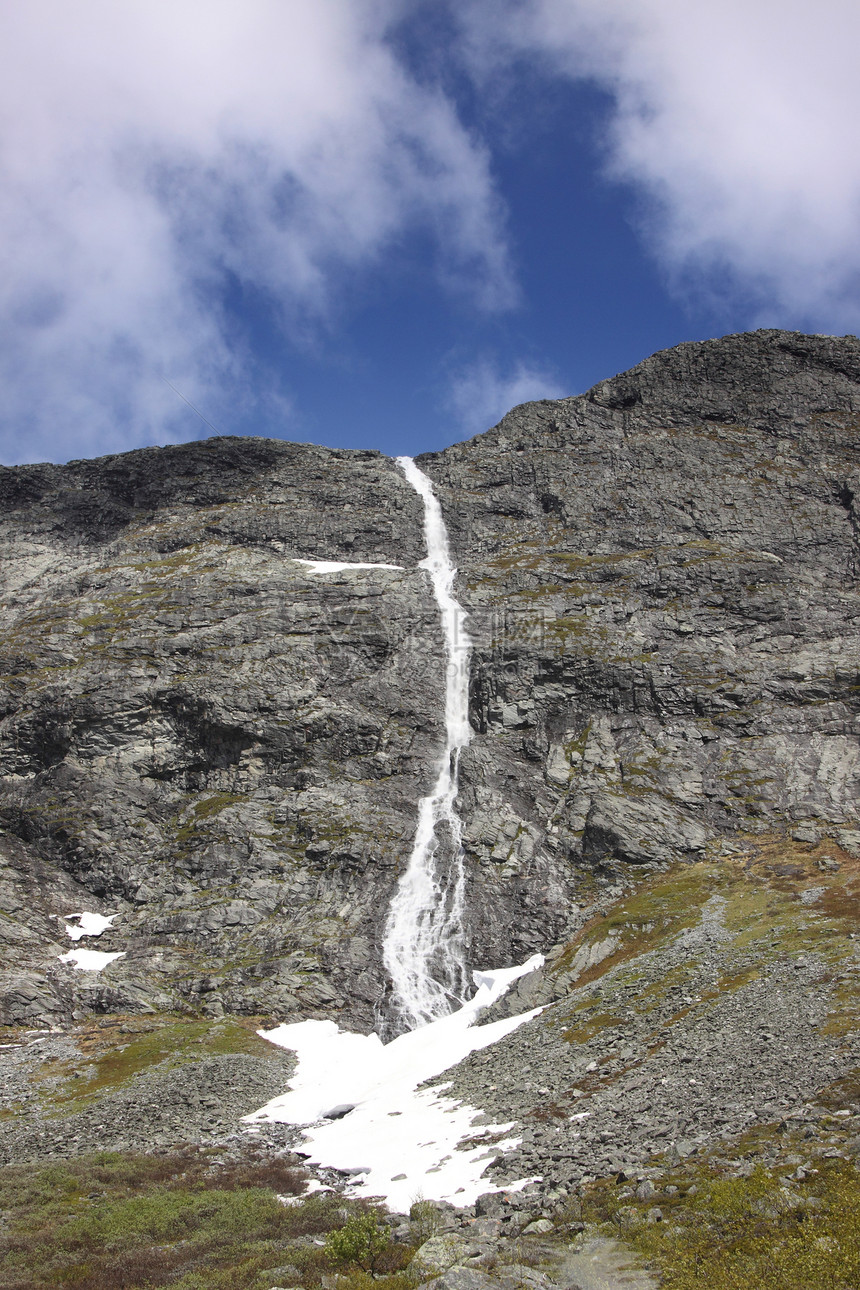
(562, 1011), (626, 1045)
(551, 865), (716, 986)
(170, 793), (250, 849)
(190, 792), (247, 821)
(549, 840), (860, 1025)
(550, 549), (656, 569)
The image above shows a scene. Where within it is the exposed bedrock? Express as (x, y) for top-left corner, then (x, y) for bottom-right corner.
(421, 329), (860, 970)
(1, 330), (858, 1027)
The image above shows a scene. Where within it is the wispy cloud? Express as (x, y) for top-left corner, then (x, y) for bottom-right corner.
(458, 0), (860, 330)
(446, 357), (567, 439)
(7, 1), (859, 467)
(0, 0), (513, 464)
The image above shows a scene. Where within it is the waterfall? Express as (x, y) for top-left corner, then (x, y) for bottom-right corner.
(382, 457), (472, 1030)
(251, 461), (546, 1204)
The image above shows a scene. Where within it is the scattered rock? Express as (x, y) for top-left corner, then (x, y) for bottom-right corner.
(423, 1270), (498, 1290)
(522, 1218), (554, 1234)
(410, 1234), (471, 1282)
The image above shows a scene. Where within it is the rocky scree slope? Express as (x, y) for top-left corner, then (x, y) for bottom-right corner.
(0, 329), (859, 1039)
(3, 845), (859, 1290)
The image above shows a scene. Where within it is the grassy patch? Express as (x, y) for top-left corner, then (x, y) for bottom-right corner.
(562, 1012), (626, 1045)
(740, 835), (860, 933)
(539, 837), (860, 1071)
(549, 836), (860, 1008)
(579, 1155), (860, 1290)
(169, 793), (250, 850)
(36, 1016), (282, 1116)
(550, 864), (716, 990)
(0, 1150), (410, 1290)
(189, 793), (248, 821)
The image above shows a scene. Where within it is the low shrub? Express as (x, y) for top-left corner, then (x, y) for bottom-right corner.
(0, 1150), (386, 1290)
(584, 1157), (860, 1290)
(325, 1209), (392, 1273)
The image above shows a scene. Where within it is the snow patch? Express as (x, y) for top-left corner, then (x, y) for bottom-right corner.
(294, 560), (403, 573)
(63, 912), (119, 941)
(248, 955), (544, 1211)
(60, 948), (126, 971)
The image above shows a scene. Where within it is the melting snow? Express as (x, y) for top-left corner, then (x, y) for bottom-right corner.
(295, 560), (404, 574)
(248, 955), (544, 1211)
(63, 912), (119, 941)
(60, 948), (126, 971)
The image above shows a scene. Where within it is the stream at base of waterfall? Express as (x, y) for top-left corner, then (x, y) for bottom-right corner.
(249, 459), (545, 1210)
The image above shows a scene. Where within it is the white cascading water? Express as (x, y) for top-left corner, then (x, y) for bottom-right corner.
(250, 472), (545, 1204)
(382, 457), (472, 1030)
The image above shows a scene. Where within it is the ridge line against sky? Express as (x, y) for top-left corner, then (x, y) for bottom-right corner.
(1, 0), (858, 466)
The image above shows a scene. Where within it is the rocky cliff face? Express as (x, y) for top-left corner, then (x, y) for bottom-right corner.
(0, 441), (440, 1028)
(1, 329), (859, 1034)
(424, 329), (860, 972)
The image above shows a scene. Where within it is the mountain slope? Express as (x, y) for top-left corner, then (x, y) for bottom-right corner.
(1, 328), (858, 1037)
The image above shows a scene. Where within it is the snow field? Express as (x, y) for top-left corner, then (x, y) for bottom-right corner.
(248, 956), (544, 1211)
(60, 948), (126, 971)
(294, 560), (404, 573)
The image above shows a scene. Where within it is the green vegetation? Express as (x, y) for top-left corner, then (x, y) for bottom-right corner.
(551, 834), (860, 1005)
(408, 1198), (444, 1244)
(36, 1016), (281, 1116)
(324, 1210), (391, 1272)
(189, 793), (247, 821)
(551, 863), (712, 988)
(171, 793), (249, 849)
(581, 1156), (860, 1290)
(541, 834), (860, 1284)
(0, 1150), (412, 1290)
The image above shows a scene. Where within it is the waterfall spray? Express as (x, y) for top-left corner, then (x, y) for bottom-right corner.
(382, 457), (472, 1030)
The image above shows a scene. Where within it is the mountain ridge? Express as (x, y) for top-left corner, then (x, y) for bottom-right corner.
(2, 327), (860, 1286)
(0, 326), (858, 1034)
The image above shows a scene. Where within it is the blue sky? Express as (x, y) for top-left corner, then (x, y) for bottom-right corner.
(1, 1), (859, 464)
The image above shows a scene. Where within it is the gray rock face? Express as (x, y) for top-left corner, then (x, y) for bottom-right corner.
(1, 330), (859, 1029)
(420, 328), (860, 969)
(0, 441), (438, 1029)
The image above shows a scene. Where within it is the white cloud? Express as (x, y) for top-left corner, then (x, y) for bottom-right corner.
(446, 357), (567, 438)
(458, 0), (860, 329)
(0, 0), (513, 463)
(9, 1), (857, 466)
